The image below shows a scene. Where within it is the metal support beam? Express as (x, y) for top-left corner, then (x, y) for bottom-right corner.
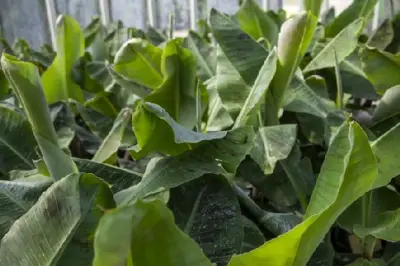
(99, 0), (111, 25)
(147, 0), (155, 27)
(190, 0), (197, 30)
(45, 0), (57, 49)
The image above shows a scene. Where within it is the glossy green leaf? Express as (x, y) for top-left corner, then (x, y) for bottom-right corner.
(1, 53), (78, 181)
(361, 47), (400, 94)
(270, 12), (318, 111)
(303, 19), (363, 73)
(92, 108), (133, 163)
(107, 65), (150, 98)
(233, 49), (277, 128)
(210, 8), (269, 86)
(368, 19), (394, 50)
(373, 85), (400, 122)
(184, 31), (216, 82)
(0, 173), (115, 266)
(326, 0), (377, 38)
(236, 0), (279, 46)
(113, 38), (163, 89)
(228, 121), (377, 266)
(93, 199), (213, 266)
(118, 127), (254, 205)
(249, 125), (297, 175)
(0, 176), (52, 238)
(169, 175), (243, 265)
(303, 0), (324, 17)
(41, 15), (84, 104)
(0, 106), (37, 174)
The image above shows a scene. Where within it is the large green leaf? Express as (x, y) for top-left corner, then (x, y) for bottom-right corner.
(184, 31), (216, 82)
(143, 39), (198, 128)
(41, 15), (84, 104)
(1, 53), (78, 181)
(228, 121), (377, 265)
(249, 125), (297, 175)
(0, 176), (52, 238)
(92, 108), (133, 163)
(0, 173), (115, 266)
(93, 199), (213, 266)
(117, 127), (254, 205)
(303, 0), (324, 17)
(233, 49), (277, 128)
(169, 175), (243, 265)
(74, 158), (142, 193)
(236, 0), (279, 46)
(303, 19), (364, 73)
(213, 46), (250, 120)
(130, 102), (226, 159)
(112, 38), (163, 89)
(370, 122), (400, 189)
(210, 8), (269, 86)
(325, 0), (377, 37)
(361, 47), (400, 94)
(0, 106), (37, 174)
(373, 85), (400, 122)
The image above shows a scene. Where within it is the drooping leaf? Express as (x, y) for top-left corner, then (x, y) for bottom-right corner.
(240, 216), (265, 253)
(368, 19), (394, 50)
(117, 127), (254, 205)
(41, 15), (85, 104)
(373, 85), (400, 122)
(236, 0), (279, 46)
(0, 176), (52, 238)
(282, 78), (335, 118)
(233, 49), (277, 128)
(303, 0), (324, 17)
(169, 175), (243, 266)
(113, 38), (163, 89)
(74, 158), (142, 193)
(1, 53), (78, 181)
(361, 47), (400, 95)
(93, 199), (214, 266)
(325, 0), (378, 38)
(228, 121), (377, 266)
(210, 8), (269, 86)
(338, 187), (400, 234)
(0, 106), (37, 174)
(249, 125), (297, 175)
(303, 19), (364, 73)
(92, 108), (133, 163)
(0, 173), (115, 266)
(131, 102), (226, 158)
(184, 31), (216, 82)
